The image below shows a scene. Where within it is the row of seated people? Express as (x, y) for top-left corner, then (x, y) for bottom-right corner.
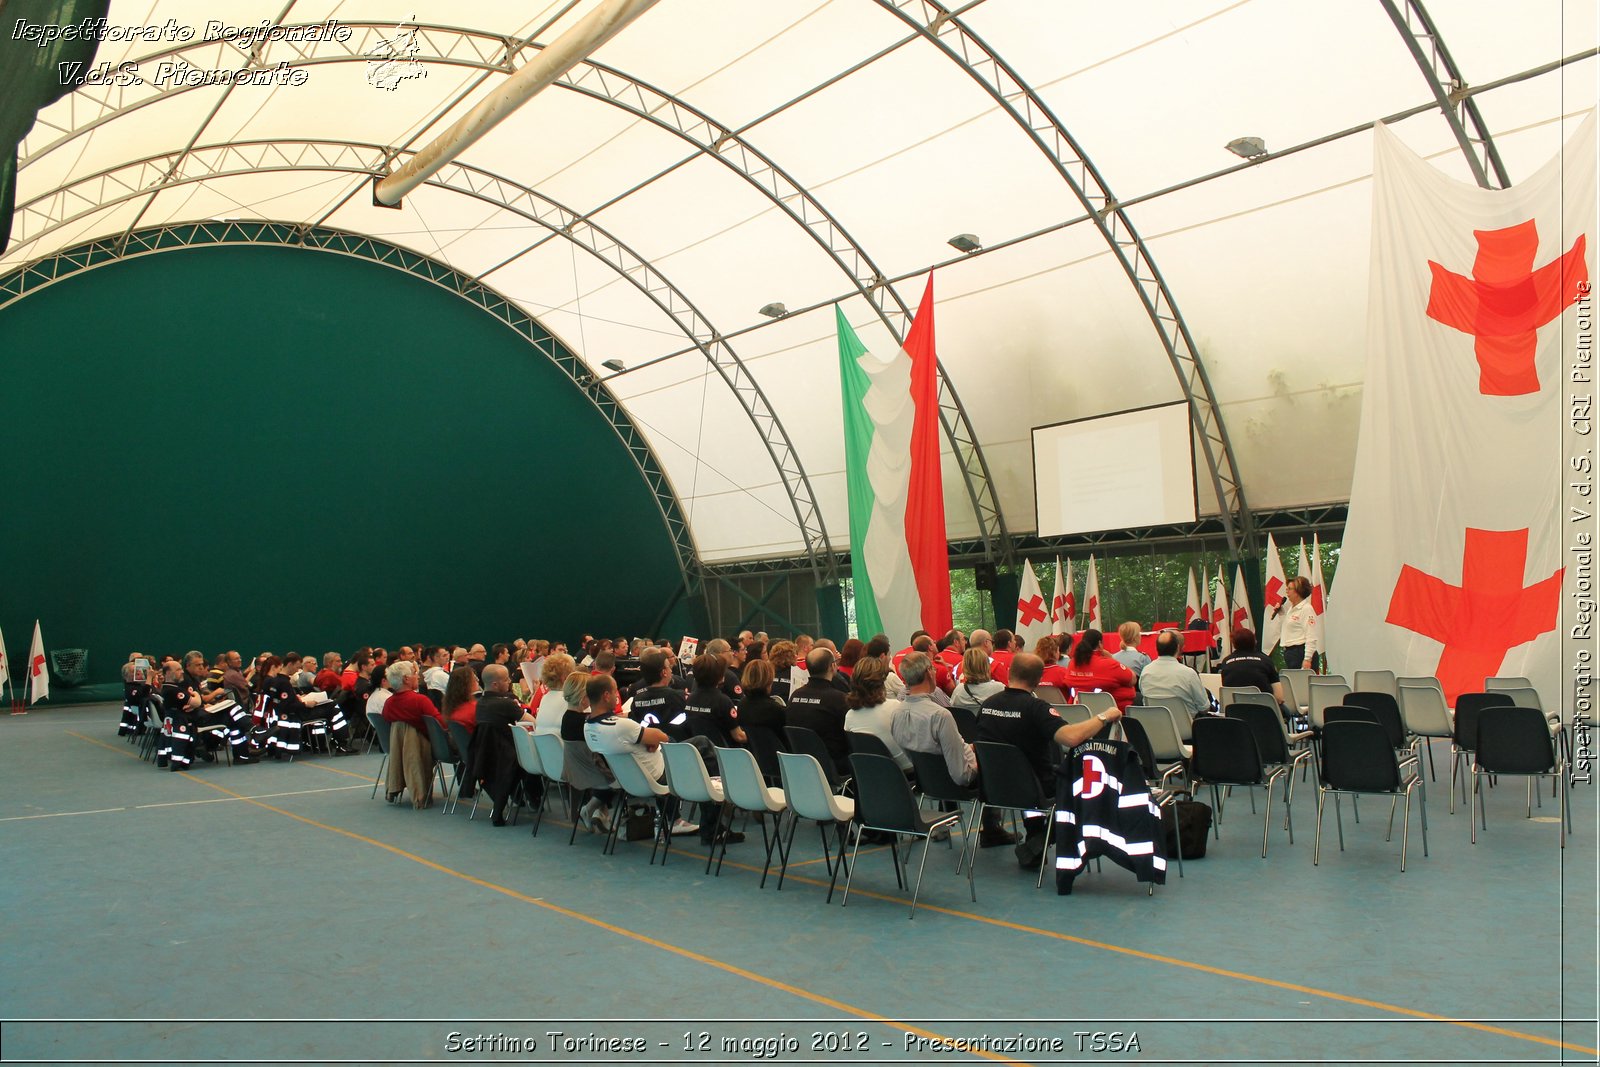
(376, 635), (1133, 871)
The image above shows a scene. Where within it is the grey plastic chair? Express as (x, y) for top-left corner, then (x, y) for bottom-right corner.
(1397, 682), (1453, 783)
(663, 742), (730, 874)
(1353, 670), (1399, 698)
(1077, 691), (1117, 717)
(601, 751), (671, 861)
(1307, 677), (1352, 732)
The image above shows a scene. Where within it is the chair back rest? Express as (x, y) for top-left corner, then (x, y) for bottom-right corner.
(509, 726), (542, 777)
(784, 726), (840, 789)
(717, 745), (780, 813)
(607, 750), (668, 799)
(561, 741), (614, 792)
(1324, 705), (1379, 729)
(849, 753), (923, 833)
(1190, 715), (1266, 786)
(1058, 703), (1093, 726)
(365, 710), (391, 754)
(530, 732), (567, 783)
(1493, 686), (1545, 713)
(905, 747), (975, 803)
(1118, 715), (1160, 779)
(1485, 676), (1534, 692)
(1320, 720), (1401, 792)
(1453, 692), (1515, 750)
(972, 741), (1047, 809)
(1128, 705), (1186, 763)
(423, 716), (454, 765)
(1077, 690), (1116, 716)
(1343, 691), (1406, 748)
(1307, 677), (1353, 729)
(743, 724), (786, 782)
(777, 751), (845, 822)
(1224, 702), (1290, 765)
(1228, 690), (1279, 714)
(1035, 684), (1070, 706)
(1474, 705), (1557, 775)
(447, 721), (473, 764)
(846, 730), (895, 760)
(1218, 685), (1257, 708)
(1397, 675), (1443, 695)
(1353, 669), (1399, 697)
(661, 742), (716, 804)
(1279, 668), (1314, 710)
(1398, 682), (1453, 737)
(947, 704), (979, 743)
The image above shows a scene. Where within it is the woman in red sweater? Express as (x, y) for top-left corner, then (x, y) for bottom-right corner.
(1062, 628), (1136, 709)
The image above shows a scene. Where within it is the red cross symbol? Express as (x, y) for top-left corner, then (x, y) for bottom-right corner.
(1064, 591), (1077, 621)
(1385, 527), (1562, 703)
(31, 654), (46, 678)
(1086, 594), (1098, 625)
(1052, 591), (1067, 619)
(1264, 575), (1284, 610)
(1426, 220), (1588, 396)
(1017, 594), (1046, 627)
(1231, 604), (1248, 633)
(1079, 754), (1106, 799)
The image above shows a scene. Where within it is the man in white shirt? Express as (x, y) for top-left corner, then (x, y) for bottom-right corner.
(1137, 630), (1212, 741)
(422, 646), (452, 702)
(583, 675), (700, 837)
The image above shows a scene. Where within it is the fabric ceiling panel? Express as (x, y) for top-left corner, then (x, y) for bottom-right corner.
(1024, 1), (1419, 197)
(464, 88), (698, 214)
(641, 1), (909, 132)
(1423, 0), (1595, 91)
(787, 107), (1083, 282)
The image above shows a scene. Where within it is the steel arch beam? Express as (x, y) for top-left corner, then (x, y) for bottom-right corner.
(14, 20), (1011, 565)
(7, 137), (834, 582)
(871, 0), (1256, 557)
(1377, 0), (1510, 189)
(0, 219), (701, 595)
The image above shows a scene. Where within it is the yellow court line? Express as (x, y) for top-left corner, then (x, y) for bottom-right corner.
(69, 732), (1598, 1057)
(65, 731), (1023, 1065)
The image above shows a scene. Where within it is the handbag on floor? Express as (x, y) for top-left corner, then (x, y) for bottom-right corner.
(1161, 792), (1212, 859)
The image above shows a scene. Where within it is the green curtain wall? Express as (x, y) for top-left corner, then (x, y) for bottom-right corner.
(0, 244), (687, 683)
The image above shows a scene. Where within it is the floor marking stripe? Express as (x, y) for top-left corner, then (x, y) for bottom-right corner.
(65, 732), (1597, 1057)
(0, 785), (371, 822)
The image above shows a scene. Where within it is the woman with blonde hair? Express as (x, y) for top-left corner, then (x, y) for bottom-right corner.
(532, 653), (575, 735)
(951, 646), (1002, 716)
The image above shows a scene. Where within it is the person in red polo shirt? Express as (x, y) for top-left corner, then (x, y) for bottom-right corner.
(989, 628), (1016, 685)
(1061, 628), (1136, 710)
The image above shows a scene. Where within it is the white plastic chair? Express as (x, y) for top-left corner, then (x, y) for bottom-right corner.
(1398, 682), (1454, 784)
(662, 742), (730, 874)
(1353, 670), (1399, 698)
(1077, 690), (1117, 717)
(716, 746), (789, 887)
(603, 752), (671, 862)
(508, 727), (548, 834)
(776, 750), (856, 898)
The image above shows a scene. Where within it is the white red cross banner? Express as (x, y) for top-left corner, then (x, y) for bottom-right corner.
(1326, 115), (1594, 706)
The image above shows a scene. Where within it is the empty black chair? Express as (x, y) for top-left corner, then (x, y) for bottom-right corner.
(1451, 691), (1515, 811)
(786, 725), (847, 791)
(1344, 692), (1408, 750)
(1190, 715), (1292, 858)
(1324, 704), (1379, 728)
(1472, 705), (1572, 847)
(842, 753), (965, 917)
(1315, 719), (1427, 871)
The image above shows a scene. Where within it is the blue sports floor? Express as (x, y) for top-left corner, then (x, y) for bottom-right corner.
(0, 704), (1595, 1066)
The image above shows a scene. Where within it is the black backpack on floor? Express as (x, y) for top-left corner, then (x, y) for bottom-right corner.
(1161, 792), (1212, 860)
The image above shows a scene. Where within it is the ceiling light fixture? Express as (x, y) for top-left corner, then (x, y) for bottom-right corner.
(1225, 136), (1268, 159)
(947, 233), (982, 253)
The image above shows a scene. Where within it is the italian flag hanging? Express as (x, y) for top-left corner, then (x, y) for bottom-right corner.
(837, 277), (952, 642)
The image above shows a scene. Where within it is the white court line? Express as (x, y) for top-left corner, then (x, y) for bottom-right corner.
(0, 785), (367, 823)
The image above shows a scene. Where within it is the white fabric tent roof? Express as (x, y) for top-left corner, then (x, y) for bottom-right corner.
(7, 0), (1596, 563)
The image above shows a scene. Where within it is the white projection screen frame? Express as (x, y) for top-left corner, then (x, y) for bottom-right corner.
(1032, 402), (1199, 537)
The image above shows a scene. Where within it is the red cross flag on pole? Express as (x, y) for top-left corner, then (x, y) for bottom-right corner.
(1262, 534), (1288, 652)
(28, 620), (48, 705)
(0, 623), (9, 692)
(1015, 558), (1052, 649)
(1231, 564), (1254, 639)
(1211, 565), (1231, 658)
(1050, 556), (1068, 636)
(1325, 115), (1594, 706)
(1183, 567), (1200, 629)
(1084, 555), (1102, 632)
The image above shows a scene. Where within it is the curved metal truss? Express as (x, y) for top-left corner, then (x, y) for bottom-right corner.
(1378, 0), (1510, 189)
(14, 20), (1010, 565)
(10, 138), (835, 582)
(872, 0), (1257, 557)
(0, 219), (700, 591)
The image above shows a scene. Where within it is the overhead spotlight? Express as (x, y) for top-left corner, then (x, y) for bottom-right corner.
(758, 302), (789, 319)
(601, 358), (627, 373)
(947, 233), (982, 254)
(1225, 136), (1268, 160)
